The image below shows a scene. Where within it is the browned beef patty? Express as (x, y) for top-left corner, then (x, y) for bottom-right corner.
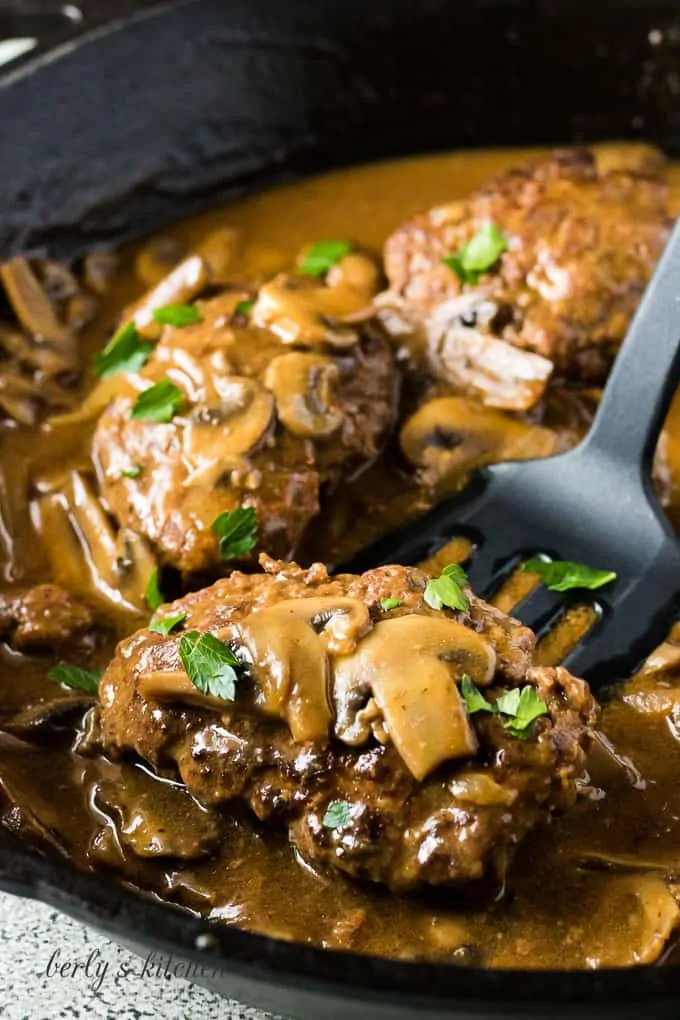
(94, 556), (596, 891)
(383, 149), (671, 384)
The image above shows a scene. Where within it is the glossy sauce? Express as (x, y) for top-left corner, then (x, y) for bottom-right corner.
(2, 144), (680, 969)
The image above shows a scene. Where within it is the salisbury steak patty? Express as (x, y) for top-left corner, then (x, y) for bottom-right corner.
(92, 254), (397, 575)
(381, 149), (671, 407)
(94, 556), (596, 891)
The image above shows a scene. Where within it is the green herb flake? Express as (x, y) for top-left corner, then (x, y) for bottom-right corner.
(501, 685), (549, 739)
(152, 304), (203, 327)
(234, 298), (255, 317)
(149, 611), (187, 636)
(380, 597), (403, 611)
(211, 506), (259, 561)
(179, 630), (241, 701)
(424, 563), (470, 612)
(441, 220), (508, 286)
(130, 380), (184, 423)
(121, 464), (142, 479)
(322, 800), (352, 830)
(92, 322), (154, 379)
(298, 240), (352, 278)
(48, 663), (102, 695)
(145, 568), (164, 612)
(523, 558), (617, 593)
(461, 674), (496, 716)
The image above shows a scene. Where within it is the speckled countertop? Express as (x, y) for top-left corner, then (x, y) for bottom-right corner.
(0, 891), (281, 1020)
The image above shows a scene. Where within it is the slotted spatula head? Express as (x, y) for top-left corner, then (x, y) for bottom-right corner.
(347, 219), (680, 690)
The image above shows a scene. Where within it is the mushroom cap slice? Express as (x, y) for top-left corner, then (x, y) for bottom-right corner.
(400, 395), (556, 484)
(427, 298), (554, 411)
(253, 254), (378, 349)
(237, 596), (370, 743)
(182, 376), (275, 482)
(265, 352), (343, 439)
(333, 615), (496, 781)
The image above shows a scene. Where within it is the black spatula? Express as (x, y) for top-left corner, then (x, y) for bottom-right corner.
(348, 220), (680, 688)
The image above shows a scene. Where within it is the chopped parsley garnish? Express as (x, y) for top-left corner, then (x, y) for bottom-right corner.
(461, 674), (496, 715)
(298, 240), (352, 277)
(179, 630), (240, 701)
(322, 800), (352, 830)
(149, 611), (187, 636)
(152, 303), (203, 327)
(441, 220), (508, 286)
(234, 298), (255, 317)
(497, 685), (549, 739)
(523, 558), (617, 593)
(380, 597), (403, 611)
(145, 568), (164, 612)
(424, 563), (470, 612)
(48, 663), (102, 695)
(130, 380), (184, 423)
(121, 464), (142, 479)
(92, 322), (153, 379)
(460, 675), (548, 740)
(211, 506), (259, 561)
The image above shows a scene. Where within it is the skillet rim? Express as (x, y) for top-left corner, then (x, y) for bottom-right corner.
(1, 0), (680, 1007)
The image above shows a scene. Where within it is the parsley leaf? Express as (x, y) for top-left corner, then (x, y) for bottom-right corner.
(502, 686), (549, 739)
(48, 663), (102, 695)
(495, 687), (521, 718)
(152, 304), (203, 327)
(322, 800), (352, 830)
(461, 674), (496, 715)
(121, 464), (142, 479)
(179, 630), (240, 701)
(441, 220), (508, 286)
(380, 597), (403, 611)
(461, 676), (548, 739)
(424, 563), (470, 612)
(145, 568), (164, 611)
(234, 298), (255, 317)
(149, 610), (187, 636)
(211, 506), (259, 561)
(130, 380), (184, 423)
(523, 558), (617, 593)
(298, 240), (352, 277)
(92, 322), (153, 379)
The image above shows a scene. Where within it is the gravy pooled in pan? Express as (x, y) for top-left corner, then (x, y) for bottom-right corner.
(2, 143), (680, 969)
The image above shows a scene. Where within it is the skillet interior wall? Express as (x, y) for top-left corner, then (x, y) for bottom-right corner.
(2, 0), (680, 261)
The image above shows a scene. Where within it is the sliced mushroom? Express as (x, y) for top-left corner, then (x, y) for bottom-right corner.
(265, 352), (343, 438)
(35, 260), (80, 303)
(83, 250), (120, 294)
(333, 615), (496, 780)
(253, 257), (377, 348)
(4, 695), (95, 741)
(326, 252), (381, 296)
(400, 396), (557, 487)
(182, 376), (274, 484)
(135, 235), (186, 288)
(47, 372), (142, 429)
(0, 258), (68, 343)
(237, 597), (370, 743)
(127, 254), (211, 339)
(426, 297), (554, 411)
(196, 226), (243, 281)
(32, 471), (151, 617)
(137, 667), (234, 711)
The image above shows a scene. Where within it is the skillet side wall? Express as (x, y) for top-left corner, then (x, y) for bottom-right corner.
(1, 0), (680, 1015)
(1, 0), (680, 259)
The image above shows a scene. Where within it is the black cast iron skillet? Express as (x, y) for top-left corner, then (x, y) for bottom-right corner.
(2, 1), (680, 1015)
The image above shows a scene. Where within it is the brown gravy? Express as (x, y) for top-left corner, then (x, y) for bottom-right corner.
(2, 143), (680, 969)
